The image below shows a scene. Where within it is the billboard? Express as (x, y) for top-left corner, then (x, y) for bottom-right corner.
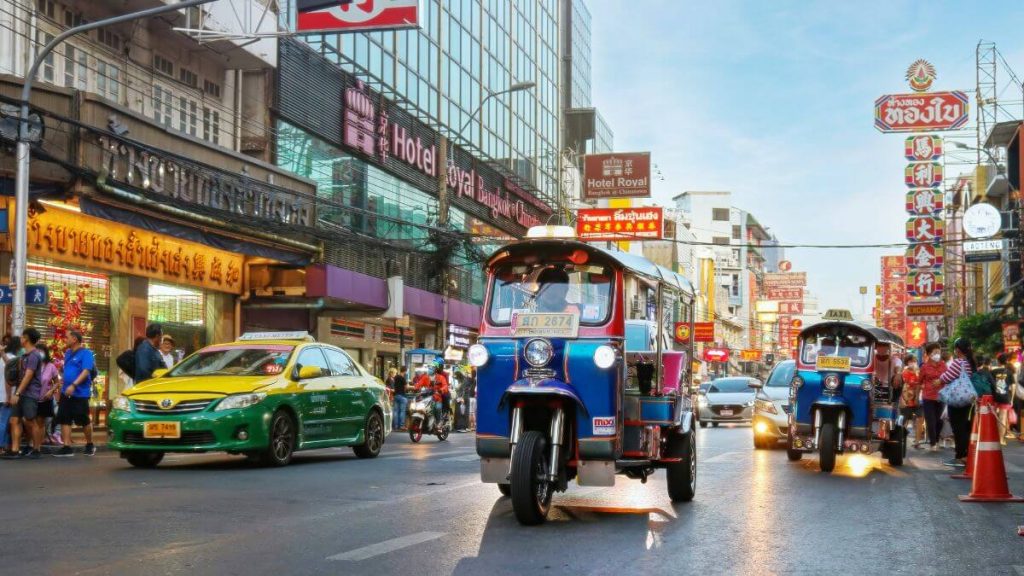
(582, 153), (651, 199)
(763, 272), (807, 287)
(693, 322), (715, 342)
(704, 347), (730, 363)
(576, 207), (663, 241)
(296, 0), (420, 33)
(740, 350), (763, 362)
(874, 91), (969, 132)
(778, 301), (804, 315)
(766, 287), (803, 301)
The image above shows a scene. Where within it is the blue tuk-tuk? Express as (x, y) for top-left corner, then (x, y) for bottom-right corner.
(469, 230), (697, 525)
(787, 310), (907, 472)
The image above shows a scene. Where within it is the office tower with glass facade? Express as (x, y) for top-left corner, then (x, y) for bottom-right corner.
(273, 0), (568, 375)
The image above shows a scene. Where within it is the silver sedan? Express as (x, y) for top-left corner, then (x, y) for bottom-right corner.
(697, 376), (759, 427)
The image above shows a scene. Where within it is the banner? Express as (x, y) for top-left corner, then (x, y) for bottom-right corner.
(576, 207), (663, 241)
(674, 322), (691, 344)
(763, 272), (807, 287)
(704, 347), (729, 363)
(740, 350), (762, 362)
(766, 287), (803, 300)
(693, 322), (715, 343)
(1004, 322), (1022, 355)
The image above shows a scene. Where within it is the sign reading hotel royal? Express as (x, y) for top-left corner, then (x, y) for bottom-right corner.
(582, 153), (651, 200)
(21, 205), (244, 294)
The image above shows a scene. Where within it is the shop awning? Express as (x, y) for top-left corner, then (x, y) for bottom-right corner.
(81, 197), (312, 266)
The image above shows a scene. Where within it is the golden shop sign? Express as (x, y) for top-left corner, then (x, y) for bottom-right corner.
(22, 205), (244, 294)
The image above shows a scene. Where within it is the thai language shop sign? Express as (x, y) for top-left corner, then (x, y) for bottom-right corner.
(874, 91), (969, 132)
(582, 153), (651, 199)
(575, 207), (663, 242)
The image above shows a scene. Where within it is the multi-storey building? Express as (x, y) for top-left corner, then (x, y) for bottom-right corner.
(0, 1), (319, 397)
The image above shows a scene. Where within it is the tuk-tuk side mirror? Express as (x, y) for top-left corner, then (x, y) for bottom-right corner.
(748, 380), (763, 389)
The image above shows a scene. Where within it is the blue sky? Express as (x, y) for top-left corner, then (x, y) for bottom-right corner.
(588, 0), (1024, 312)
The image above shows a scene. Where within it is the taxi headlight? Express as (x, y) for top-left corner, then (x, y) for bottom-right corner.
(824, 375), (840, 390)
(755, 398), (778, 414)
(467, 344), (489, 367)
(593, 345), (616, 370)
(524, 339), (553, 367)
(111, 396), (131, 412)
(214, 393), (267, 411)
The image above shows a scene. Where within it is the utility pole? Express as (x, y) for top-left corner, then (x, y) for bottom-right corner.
(12, 0), (216, 337)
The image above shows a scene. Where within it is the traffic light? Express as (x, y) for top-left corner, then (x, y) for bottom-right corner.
(296, 0), (354, 13)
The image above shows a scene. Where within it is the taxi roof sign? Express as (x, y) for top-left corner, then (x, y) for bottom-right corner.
(526, 225), (577, 239)
(239, 331), (315, 342)
(821, 309), (854, 322)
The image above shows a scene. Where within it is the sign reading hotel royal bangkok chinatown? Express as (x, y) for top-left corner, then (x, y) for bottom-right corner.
(296, 0), (419, 33)
(575, 207), (663, 242)
(582, 153), (651, 200)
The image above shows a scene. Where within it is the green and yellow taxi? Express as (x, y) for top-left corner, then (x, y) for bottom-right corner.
(108, 332), (391, 468)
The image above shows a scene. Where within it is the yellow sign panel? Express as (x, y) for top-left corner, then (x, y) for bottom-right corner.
(23, 204), (244, 294)
(816, 356), (852, 372)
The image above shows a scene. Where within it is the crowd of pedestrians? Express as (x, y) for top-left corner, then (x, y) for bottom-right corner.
(900, 338), (1022, 469)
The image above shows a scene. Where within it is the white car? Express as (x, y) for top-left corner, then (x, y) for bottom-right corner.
(751, 360), (796, 449)
(697, 377), (759, 427)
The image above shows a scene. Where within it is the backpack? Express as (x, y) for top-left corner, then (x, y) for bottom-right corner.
(4, 355), (20, 386)
(971, 371), (995, 397)
(116, 349), (136, 378)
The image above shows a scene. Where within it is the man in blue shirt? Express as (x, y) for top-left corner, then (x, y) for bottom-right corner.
(134, 323), (164, 383)
(55, 330), (96, 457)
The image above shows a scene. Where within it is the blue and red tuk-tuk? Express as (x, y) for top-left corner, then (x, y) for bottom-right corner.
(787, 310), (907, 472)
(469, 229), (698, 525)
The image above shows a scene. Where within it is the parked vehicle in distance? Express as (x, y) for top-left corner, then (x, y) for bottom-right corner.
(698, 376), (759, 427)
(751, 360), (796, 448)
(108, 332), (391, 468)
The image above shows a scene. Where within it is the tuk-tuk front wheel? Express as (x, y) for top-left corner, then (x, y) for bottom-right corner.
(786, 448), (803, 461)
(510, 430), (553, 525)
(818, 421), (837, 473)
(666, 428), (697, 502)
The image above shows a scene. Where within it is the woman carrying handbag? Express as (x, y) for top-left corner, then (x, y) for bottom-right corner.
(938, 338), (980, 469)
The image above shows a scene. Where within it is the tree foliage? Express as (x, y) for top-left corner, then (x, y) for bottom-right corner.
(953, 312), (1006, 356)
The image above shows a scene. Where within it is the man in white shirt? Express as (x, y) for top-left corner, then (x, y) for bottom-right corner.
(160, 335), (176, 370)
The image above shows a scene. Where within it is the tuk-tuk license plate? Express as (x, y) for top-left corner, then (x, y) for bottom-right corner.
(143, 422), (180, 439)
(816, 356), (852, 372)
(511, 313), (580, 338)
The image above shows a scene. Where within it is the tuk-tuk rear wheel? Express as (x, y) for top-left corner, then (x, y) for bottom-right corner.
(510, 430), (553, 525)
(666, 428), (697, 502)
(819, 421), (837, 473)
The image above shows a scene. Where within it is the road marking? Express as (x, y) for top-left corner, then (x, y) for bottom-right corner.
(439, 454), (479, 462)
(704, 451), (744, 463)
(326, 531), (445, 562)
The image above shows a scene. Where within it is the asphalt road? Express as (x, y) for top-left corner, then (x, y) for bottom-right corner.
(2, 427), (1024, 576)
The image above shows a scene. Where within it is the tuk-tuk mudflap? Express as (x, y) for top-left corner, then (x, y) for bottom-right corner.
(499, 378), (589, 418)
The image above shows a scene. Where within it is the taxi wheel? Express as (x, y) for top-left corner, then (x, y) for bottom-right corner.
(699, 421), (708, 428)
(354, 410), (384, 459)
(711, 422), (719, 428)
(125, 451), (163, 468)
(261, 410), (296, 467)
(497, 483), (511, 498)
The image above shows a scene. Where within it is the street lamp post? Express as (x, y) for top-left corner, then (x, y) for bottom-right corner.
(12, 0), (216, 338)
(457, 81), (536, 142)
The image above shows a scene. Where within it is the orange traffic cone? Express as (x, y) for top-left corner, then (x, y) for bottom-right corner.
(960, 397), (1024, 502)
(951, 411), (979, 480)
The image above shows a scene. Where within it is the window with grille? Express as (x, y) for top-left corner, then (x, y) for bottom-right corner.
(153, 85), (172, 126)
(179, 96), (198, 136)
(203, 107), (220, 144)
(96, 60), (121, 102)
(154, 54), (174, 77)
(24, 262), (111, 390)
(36, 0), (55, 19)
(203, 79), (222, 99)
(147, 283), (206, 355)
(179, 67), (198, 88)
(64, 45), (87, 90)
(37, 31), (55, 83)
(64, 9), (85, 28)
(97, 29), (121, 52)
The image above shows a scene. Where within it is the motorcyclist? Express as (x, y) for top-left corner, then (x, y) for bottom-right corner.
(418, 360), (450, 431)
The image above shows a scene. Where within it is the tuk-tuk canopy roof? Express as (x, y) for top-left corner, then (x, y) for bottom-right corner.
(798, 320), (904, 347)
(487, 239), (695, 296)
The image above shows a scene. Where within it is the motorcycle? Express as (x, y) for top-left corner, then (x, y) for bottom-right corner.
(407, 390), (452, 443)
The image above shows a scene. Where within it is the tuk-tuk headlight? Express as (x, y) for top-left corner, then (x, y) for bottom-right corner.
(824, 375), (840, 390)
(861, 378), (873, 391)
(792, 376), (804, 389)
(525, 339), (554, 367)
(593, 345), (617, 370)
(467, 344), (489, 367)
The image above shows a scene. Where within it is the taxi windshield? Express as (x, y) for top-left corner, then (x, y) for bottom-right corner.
(167, 345), (294, 377)
(488, 262), (613, 326)
(800, 330), (872, 368)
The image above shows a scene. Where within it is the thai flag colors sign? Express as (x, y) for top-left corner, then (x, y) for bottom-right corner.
(296, 0), (419, 33)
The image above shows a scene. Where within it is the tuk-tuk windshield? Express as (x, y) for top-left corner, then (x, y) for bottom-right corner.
(800, 329), (872, 368)
(488, 262), (613, 326)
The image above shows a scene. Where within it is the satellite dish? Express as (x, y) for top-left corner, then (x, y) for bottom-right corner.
(0, 104), (45, 144)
